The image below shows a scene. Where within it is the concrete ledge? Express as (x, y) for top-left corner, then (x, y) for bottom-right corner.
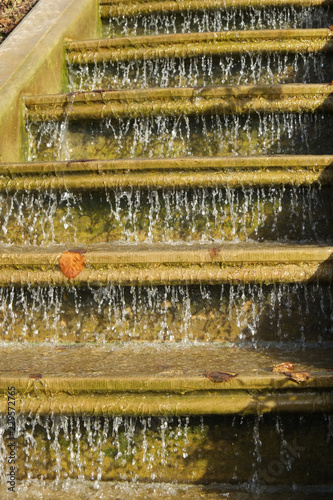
(0, 243), (331, 285)
(24, 84), (333, 121)
(0, 343), (332, 415)
(0, 155), (332, 190)
(0, 0), (100, 163)
(66, 29), (333, 64)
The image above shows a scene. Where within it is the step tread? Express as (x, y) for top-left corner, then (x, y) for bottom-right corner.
(0, 344), (332, 414)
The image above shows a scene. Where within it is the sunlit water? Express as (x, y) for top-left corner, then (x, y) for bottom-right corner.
(0, 283), (331, 343)
(103, 7), (330, 37)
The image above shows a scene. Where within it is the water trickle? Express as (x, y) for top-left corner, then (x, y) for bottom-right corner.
(1, 283), (332, 343)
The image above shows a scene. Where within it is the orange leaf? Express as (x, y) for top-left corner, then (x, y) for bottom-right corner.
(59, 251), (85, 279)
(205, 371), (238, 382)
(330, 25), (333, 30)
(209, 247), (221, 259)
(272, 362), (295, 373)
(284, 371), (312, 383)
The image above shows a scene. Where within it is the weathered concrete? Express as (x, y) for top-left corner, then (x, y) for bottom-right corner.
(0, 0), (100, 163)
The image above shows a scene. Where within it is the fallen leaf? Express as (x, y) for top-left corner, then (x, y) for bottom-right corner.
(59, 251), (85, 279)
(284, 371), (312, 383)
(29, 373), (42, 380)
(272, 362), (295, 373)
(205, 371), (238, 382)
(209, 247), (221, 259)
(326, 368), (333, 372)
(330, 25), (333, 30)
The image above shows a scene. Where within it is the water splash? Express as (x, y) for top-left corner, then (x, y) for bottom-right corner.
(0, 283), (332, 343)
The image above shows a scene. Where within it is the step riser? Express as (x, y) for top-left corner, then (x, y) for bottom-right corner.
(67, 53), (330, 91)
(25, 112), (333, 161)
(1, 186), (331, 245)
(1, 283), (332, 343)
(0, 414), (332, 484)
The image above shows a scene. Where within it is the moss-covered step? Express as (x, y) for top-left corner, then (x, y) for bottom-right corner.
(66, 29), (333, 90)
(0, 243), (332, 285)
(1, 155), (332, 191)
(0, 343), (332, 415)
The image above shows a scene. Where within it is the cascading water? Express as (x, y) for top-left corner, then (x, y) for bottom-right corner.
(67, 52), (327, 91)
(103, 6), (329, 37)
(26, 112), (332, 161)
(0, 413), (331, 488)
(0, 283), (331, 343)
(1, 185), (331, 245)
(1, 0), (333, 496)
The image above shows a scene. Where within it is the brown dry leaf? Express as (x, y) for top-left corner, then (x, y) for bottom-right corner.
(284, 371), (312, 383)
(330, 25), (333, 30)
(29, 373), (42, 380)
(209, 247), (221, 259)
(272, 362), (295, 373)
(59, 251), (85, 279)
(205, 371), (238, 382)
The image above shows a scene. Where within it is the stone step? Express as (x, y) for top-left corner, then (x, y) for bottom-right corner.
(24, 84), (333, 121)
(66, 29), (333, 90)
(24, 84), (333, 161)
(0, 343), (332, 415)
(1, 155), (332, 190)
(0, 243), (332, 285)
(66, 29), (333, 63)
